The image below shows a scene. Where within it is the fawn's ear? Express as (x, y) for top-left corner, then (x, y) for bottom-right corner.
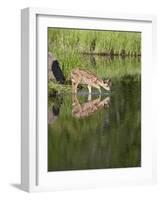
(104, 79), (112, 87)
(107, 79), (112, 87)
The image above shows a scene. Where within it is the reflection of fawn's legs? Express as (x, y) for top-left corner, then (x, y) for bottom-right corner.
(88, 93), (92, 101)
(95, 85), (101, 94)
(72, 93), (81, 116)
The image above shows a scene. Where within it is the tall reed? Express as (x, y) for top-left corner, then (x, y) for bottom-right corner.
(48, 28), (141, 56)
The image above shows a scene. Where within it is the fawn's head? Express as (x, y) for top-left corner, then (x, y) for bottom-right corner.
(103, 79), (112, 91)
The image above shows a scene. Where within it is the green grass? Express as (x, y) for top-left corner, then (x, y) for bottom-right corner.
(48, 28), (141, 56)
(48, 81), (71, 95)
(48, 28), (141, 93)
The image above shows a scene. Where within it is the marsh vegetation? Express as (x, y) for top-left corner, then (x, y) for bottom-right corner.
(48, 28), (141, 80)
(48, 28), (141, 171)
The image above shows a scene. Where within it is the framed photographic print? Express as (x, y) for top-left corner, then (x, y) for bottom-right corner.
(21, 7), (156, 192)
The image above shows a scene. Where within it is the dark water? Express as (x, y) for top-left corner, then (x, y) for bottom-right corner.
(48, 57), (141, 171)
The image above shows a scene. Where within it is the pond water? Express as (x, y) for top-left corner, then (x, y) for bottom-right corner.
(48, 56), (141, 171)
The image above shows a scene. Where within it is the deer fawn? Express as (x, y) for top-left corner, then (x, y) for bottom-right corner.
(71, 68), (111, 94)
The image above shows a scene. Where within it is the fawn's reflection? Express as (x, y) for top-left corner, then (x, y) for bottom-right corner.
(72, 93), (110, 118)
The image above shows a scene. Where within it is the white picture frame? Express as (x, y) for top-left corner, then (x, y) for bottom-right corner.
(21, 7), (157, 192)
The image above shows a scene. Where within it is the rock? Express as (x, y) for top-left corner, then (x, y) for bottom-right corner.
(48, 52), (56, 81)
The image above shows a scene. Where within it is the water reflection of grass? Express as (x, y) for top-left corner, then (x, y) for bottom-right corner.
(86, 56), (141, 79)
(48, 78), (141, 171)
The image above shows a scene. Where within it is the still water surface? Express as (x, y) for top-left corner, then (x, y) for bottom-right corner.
(48, 57), (141, 171)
